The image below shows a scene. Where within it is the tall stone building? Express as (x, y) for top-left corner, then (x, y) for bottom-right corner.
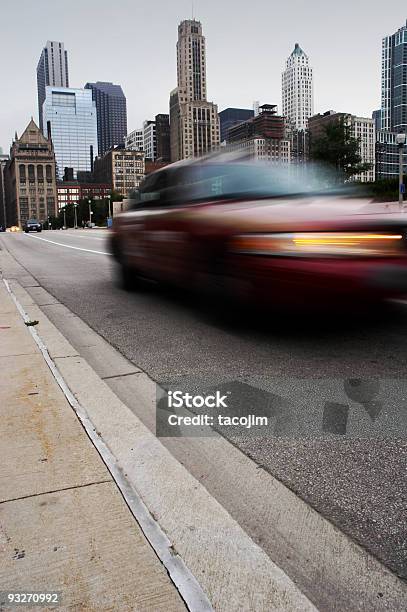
(4, 119), (58, 227)
(282, 43), (313, 162)
(37, 41), (69, 131)
(170, 19), (220, 161)
(282, 43), (313, 131)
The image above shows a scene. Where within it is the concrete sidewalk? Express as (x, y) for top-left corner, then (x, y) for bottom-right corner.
(0, 281), (185, 611)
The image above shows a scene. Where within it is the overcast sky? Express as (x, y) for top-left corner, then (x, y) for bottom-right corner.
(1, 0), (406, 152)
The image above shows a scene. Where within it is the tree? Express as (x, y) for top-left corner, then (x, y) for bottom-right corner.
(310, 118), (371, 182)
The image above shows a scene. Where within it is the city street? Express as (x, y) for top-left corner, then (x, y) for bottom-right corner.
(1, 228), (406, 596)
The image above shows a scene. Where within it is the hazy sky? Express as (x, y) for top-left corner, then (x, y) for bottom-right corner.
(1, 0), (406, 152)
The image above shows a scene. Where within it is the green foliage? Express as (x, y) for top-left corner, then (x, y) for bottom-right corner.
(310, 118), (371, 181)
(110, 190), (124, 202)
(57, 197), (113, 228)
(359, 179), (399, 201)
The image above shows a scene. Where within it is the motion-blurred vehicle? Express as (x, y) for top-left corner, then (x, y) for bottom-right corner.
(110, 156), (407, 308)
(8, 226), (21, 232)
(24, 219), (42, 233)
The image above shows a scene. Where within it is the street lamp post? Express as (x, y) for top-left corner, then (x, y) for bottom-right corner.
(88, 199), (92, 227)
(107, 194), (112, 219)
(396, 133), (406, 211)
(74, 203), (78, 229)
(63, 207), (67, 230)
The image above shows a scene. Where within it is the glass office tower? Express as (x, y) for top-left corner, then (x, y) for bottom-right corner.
(381, 20), (407, 133)
(42, 87), (98, 180)
(37, 41), (69, 131)
(85, 82), (127, 156)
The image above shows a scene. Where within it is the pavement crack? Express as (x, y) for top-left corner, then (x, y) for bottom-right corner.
(102, 371), (142, 380)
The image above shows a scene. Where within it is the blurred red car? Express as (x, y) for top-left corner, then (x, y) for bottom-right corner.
(110, 157), (407, 308)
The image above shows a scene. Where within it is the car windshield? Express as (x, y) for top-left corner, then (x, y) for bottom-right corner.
(134, 160), (363, 207)
(27, 219), (38, 223)
(180, 162), (359, 202)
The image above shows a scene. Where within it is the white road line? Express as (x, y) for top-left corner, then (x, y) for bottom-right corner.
(65, 234), (106, 240)
(25, 233), (110, 255)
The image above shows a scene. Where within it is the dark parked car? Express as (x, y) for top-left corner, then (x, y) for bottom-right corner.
(24, 219), (42, 233)
(110, 156), (407, 309)
(0, 225), (5, 232)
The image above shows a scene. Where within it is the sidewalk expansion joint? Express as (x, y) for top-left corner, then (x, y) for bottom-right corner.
(1, 351), (39, 358)
(0, 479), (112, 505)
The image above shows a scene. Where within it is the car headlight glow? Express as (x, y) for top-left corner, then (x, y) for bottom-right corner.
(230, 232), (404, 257)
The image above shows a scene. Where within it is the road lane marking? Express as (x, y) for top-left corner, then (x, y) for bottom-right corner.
(26, 233), (110, 255)
(65, 234), (106, 240)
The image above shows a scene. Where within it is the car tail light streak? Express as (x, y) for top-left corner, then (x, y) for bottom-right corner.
(230, 232), (404, 257)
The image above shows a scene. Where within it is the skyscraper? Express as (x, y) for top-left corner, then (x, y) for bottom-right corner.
(42, 87), (98, 180)
(381, 20), (407, 133)
(376, 20), (407, 179)
(170, 19), (220, 161)
(37, 41), (69, 131)
(282, 43), (313, 131)
(85, 82), (127, 156)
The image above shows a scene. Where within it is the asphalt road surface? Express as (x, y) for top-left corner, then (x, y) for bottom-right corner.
(1, 229), (407, 580)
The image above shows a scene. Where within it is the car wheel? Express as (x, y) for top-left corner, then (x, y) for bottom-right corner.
(120, 261), (142, 291)
(37, 229), (42, 232)
(24, 229), (28, 233)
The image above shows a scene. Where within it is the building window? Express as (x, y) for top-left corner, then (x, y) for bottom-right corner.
(19, 164), (26, 183)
